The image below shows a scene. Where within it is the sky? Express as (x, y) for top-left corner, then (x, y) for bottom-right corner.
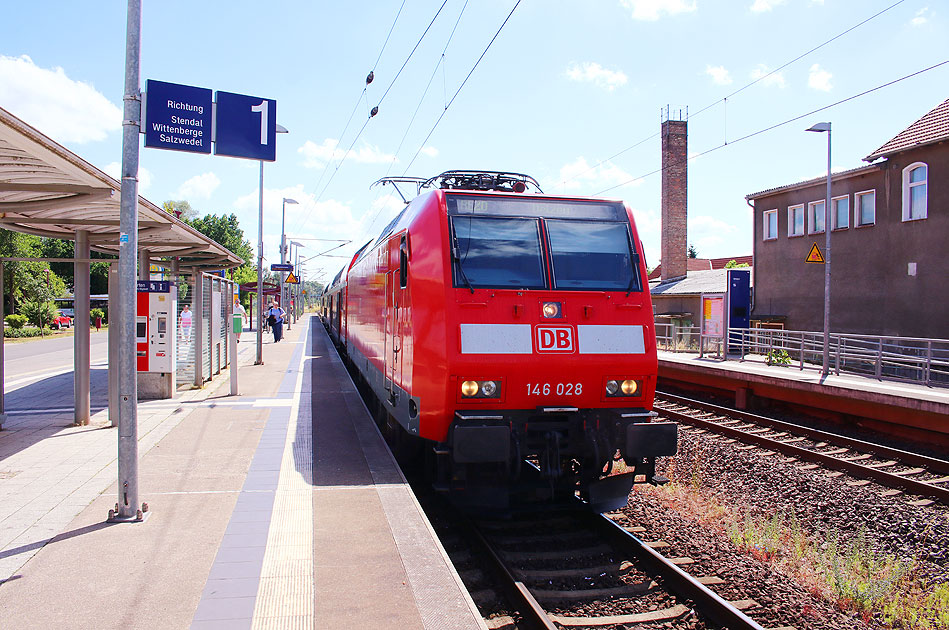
(1, 0), (945, 285)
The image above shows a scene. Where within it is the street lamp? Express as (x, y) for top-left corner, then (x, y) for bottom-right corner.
(806, 121), (831, 377)
(280, 198), (298, 324)
(256, 124), (289, 365)
(290, 240), (304, 324)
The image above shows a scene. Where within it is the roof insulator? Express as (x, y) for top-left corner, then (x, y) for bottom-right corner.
(370, 106), (379, 118)
(366, 71), (374, 85)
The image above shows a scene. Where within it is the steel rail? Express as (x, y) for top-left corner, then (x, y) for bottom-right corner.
(465, 519), (557, 630)
(590, 512), (766, 630)
(656, 392), (949, 475)
(655, 397), (949, 504)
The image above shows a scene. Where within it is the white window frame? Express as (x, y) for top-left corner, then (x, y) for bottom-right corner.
(763, 209), (778, 241)
(902, 162), (928, 221)
(787, 204), (804, 237)
(807, 200), (825, 234)
(855, 189), (876, 227)
(831, 195), (850, 230)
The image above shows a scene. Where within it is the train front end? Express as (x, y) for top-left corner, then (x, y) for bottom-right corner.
(436, 190), (678, 511)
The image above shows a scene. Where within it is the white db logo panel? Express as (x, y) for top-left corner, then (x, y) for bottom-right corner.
(535, 326), (574, 353)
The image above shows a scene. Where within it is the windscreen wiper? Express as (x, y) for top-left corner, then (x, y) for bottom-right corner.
(452, 241), (475, 294)
(626, 253), (640, 297)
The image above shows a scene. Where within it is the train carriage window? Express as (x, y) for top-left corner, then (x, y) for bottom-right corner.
(451, 217), (546, 289)
(546, 220), (640, 291)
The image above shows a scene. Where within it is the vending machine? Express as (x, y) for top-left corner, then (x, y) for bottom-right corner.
(137, 280), (177, 398)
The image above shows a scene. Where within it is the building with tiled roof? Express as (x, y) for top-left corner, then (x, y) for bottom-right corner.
(745, 98), (948, 338)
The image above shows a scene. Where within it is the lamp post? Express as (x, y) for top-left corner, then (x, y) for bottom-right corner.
(256, 125), (289, 365)
(280, 198), (298, 324)
(806, 121), (832, 377)
(290, 240), (304, 323)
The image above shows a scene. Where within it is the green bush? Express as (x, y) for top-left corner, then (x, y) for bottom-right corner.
(20, 300), (59, 328)
(90, 307), (105, 325)
(3, 327), (52, 338)
(4, 314), (28, 330)
(766, 348), (792, 366)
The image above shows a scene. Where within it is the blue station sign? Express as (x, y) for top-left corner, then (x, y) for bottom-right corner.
(270, 263), (293, 272)
(137, 280), (170, 293)
(143, 80), (212, 154)
(215, 91), (277, 162)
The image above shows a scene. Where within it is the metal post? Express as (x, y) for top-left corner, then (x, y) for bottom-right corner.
(193, 272), (204, 387)
(822, 126), (832, 377)
(74, 230), (91, 425)
(0, 262), (5, 428)
(280, 211), (286, 329)
(108, 264), (120, 427)
(139, 248), (150, 281)
(256, 161), (264, 364)
(113, 0), (144, 522)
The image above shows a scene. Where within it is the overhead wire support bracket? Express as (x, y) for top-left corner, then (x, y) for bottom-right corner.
(371, 176), (427, 203)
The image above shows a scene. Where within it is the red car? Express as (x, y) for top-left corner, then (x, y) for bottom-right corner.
(50, 312), (73, 329)
(323, 171), (677, 511)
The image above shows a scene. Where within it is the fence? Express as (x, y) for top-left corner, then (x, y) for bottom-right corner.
(726, 328), (949, 387)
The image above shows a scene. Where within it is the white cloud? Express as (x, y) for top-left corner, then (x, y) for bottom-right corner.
(750, 0), (787, 13)
(0, 54), (120, 144)
(419, 146), (439, 158)
(298, 138), (396, 169)
(565, 62), (628, 91)
(619, 0), (697, 21)
(911, 7), (930, 26)
(705, 65), (733, 85)
(547, 156), (640, 194)
(807, 63), (833, 92)
(750, 64), (786, 88)
(103, 161), (153, 193)
(175, 172), (221, 199)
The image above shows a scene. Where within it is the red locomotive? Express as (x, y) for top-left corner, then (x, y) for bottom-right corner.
(322, 171), (676, 511)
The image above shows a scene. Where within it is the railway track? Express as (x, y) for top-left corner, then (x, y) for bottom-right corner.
(465, 506), (768, 630)
(655, 391), (949, 506)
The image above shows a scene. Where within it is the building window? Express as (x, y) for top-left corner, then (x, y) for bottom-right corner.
(832, 195), (849, 230)
(787, 204), (804, 237)
(902, 162), (928, 221)
(855, 190), (875, 226)
(808, 200), (825, 234)
(763, 209), (777, 241)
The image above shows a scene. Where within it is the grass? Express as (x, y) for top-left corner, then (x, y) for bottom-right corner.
(643, 467), (949, 629)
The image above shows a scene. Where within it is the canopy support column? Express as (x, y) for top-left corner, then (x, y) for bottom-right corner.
(74, 230), (91, 425)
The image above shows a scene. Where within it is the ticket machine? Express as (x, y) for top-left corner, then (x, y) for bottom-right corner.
(136, 280), (177, 398)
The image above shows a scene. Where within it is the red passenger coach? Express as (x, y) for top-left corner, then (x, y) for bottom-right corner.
(323, 171), (677, 511)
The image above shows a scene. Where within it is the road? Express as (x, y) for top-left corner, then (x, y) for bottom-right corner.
(2, 332), (110, 407)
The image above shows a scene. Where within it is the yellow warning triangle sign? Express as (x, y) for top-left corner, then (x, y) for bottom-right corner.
(285, 272), (300, 284)
(805, 242), (825, 264)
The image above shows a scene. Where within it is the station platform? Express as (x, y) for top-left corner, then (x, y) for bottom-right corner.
(657, 350), (949, 447)
(0, 317), (485, 629)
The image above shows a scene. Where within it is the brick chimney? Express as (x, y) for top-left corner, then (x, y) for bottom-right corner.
(661, 117), (688, 283)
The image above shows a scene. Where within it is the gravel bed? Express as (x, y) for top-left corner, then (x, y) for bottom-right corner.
(618, 421), (949, 629)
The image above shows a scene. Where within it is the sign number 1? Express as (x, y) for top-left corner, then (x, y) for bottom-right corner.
(251, 100), (268, 145)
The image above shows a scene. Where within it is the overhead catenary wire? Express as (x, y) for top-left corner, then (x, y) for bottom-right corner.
(593, 59), (949, 196)
(563, 0), (908, 190)
(403, 0), (522, 175)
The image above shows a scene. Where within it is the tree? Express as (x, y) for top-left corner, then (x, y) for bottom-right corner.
(687, 244), (698, 259)
(162, 199), (198, 220)
(183, 210), (256, 308)
(724, 259), (750, 268)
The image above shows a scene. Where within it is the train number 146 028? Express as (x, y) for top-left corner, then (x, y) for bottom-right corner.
(526, 383), (582, 396)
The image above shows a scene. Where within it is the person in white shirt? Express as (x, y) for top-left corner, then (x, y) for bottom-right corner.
(267, 301), (286, 342)
(179, 304), (194, 342)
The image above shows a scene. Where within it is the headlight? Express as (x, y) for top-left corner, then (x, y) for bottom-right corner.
(460, 379), (501, 399)
(606, 378), (642, 397)
(542, 302), (562, 318)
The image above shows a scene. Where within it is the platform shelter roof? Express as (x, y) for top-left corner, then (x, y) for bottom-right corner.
(0, 106), (243, 271)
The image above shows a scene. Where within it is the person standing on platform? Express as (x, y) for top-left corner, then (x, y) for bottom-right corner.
(267, 300), (286, 343)
(179, 304), (194, 342)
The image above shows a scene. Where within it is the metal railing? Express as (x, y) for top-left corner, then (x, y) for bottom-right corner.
(726, 328), (949, 387)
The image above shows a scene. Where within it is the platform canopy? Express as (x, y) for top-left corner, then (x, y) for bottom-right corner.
(0, 106), (243, 270)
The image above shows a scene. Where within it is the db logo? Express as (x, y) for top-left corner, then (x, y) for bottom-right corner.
(535, 326), (574, 353)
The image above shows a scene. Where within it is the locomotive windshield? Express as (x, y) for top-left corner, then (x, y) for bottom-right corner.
(447, 195), (642, 292)
(451, 217), (546, 289)
(547, 220), (639, 291)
